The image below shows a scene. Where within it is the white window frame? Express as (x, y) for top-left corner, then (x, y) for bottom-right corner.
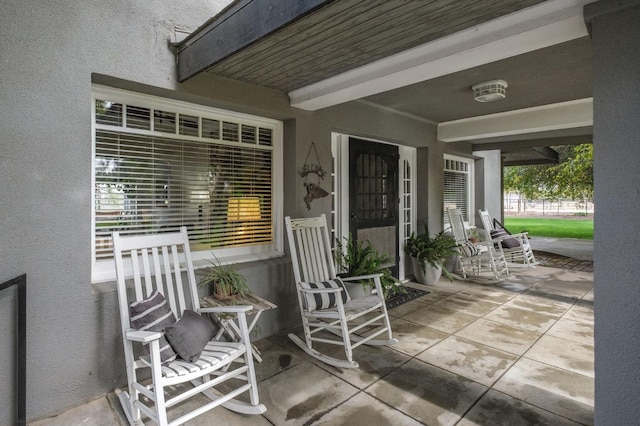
(399, 145), (417, 280)
(443, 153), (475, 227)
(91, 85), (284, 283)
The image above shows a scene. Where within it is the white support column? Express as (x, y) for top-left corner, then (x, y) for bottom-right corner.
(473, 150), (503, 225)
(586, 1), (640, 424)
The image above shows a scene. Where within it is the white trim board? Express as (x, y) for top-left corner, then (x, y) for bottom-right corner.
(437, 98), (593, 142)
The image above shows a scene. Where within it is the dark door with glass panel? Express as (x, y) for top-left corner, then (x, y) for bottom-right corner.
(349, 138), (399, 277)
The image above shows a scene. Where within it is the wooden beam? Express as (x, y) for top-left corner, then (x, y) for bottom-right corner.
(176, 0), (337, 82)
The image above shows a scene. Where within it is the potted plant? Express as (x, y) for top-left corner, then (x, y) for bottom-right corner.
(334, 234), (406, 298)
(404, 226), (457, 284)
(199, 255), (251, 300)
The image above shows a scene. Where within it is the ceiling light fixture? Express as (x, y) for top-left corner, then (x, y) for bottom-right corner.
(472, 80), (508, 102)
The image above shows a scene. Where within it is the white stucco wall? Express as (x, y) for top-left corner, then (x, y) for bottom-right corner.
(0, 1), (232, 422)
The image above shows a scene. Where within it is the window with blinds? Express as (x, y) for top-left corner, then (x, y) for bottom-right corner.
(92, 87), (282, 281)
(443, 155), (473, 225)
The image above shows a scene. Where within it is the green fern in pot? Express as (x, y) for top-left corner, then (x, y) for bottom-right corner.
(334, 234), (406, 298)
(404, 225), (457, 284)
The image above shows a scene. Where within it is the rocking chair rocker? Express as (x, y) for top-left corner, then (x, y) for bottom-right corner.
(112, 227), (265, 425)
(285, 215), (398, 369)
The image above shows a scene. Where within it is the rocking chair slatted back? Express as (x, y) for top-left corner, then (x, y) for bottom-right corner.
(113, 228), (197, 329)
(448, 208), (469, 245)
(287, 215), (336, 283)
(479, 210), (495, 233)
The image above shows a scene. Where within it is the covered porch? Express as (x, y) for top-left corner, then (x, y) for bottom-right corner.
(2, 0), (638, 424)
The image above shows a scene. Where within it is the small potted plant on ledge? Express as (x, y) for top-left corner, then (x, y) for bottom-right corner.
(404, 226), (457, 285)
(334, 234), (406, 299)
(199, 255), (251, 300)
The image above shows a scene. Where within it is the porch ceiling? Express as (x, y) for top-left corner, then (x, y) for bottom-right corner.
(176, 0), (595, 161)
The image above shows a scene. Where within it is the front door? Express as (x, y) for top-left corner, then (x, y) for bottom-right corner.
(349, 138), (399, 277)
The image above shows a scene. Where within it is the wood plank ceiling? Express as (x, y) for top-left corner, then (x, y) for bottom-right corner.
(177, 0), (545, 92)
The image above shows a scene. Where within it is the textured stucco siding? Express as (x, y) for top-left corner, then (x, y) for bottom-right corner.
(590, 3), (640, 424)
(0, 1), (232, 422)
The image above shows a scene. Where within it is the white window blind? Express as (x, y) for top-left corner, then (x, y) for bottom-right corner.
(443, 155), (473, 224)
(92, 87), (282, 281)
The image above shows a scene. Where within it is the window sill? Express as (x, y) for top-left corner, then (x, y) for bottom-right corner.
(91, 249), (285, 289)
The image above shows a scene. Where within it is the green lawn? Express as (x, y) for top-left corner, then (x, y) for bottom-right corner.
(503, 217), (593, 240)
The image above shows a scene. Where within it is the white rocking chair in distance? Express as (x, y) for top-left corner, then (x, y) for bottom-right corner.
(446, 208), (509, 282)
(112, 227), (265, 425)
(285, 215), (397, 369)
(478, 209), (538, 267)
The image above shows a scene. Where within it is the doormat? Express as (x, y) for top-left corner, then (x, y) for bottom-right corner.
(386, 287), (429, 309)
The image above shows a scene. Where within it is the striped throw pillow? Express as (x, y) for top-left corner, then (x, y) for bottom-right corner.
(457, 241), (481, 257)
(299, 278), (351, 311)
(130, 290), (178, 363)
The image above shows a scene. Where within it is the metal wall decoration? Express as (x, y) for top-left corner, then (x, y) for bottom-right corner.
(299, 142), (329, 210)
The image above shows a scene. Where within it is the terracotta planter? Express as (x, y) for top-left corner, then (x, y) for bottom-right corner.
(213, 282), (239, 300)
(411, 257), (442, 285)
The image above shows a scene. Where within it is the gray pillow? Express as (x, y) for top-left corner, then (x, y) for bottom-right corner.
(165, 310), (217, 363)
(129, 289), (178, 364)
(491, 229), (521, 248)
(299, 278), (351, 311)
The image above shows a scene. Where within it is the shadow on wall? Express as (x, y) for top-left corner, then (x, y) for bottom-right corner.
(239, 256), (298, 339)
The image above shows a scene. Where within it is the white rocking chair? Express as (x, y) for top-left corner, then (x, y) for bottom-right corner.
(478, 209), (538, 267)
(112, 227), (265, 426)
(285, 215), (397, 369)
(446, 208), (509, 281)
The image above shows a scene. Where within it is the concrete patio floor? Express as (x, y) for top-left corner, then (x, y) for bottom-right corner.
(32, 264), (594, 425)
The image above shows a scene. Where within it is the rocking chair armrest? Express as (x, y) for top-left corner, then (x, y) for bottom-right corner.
(340, 273), (382, 282)
(299, 286), (344, 294)
(200, 305), (252, 314)
(125, 329), (163, 343)
(490, 233), (523, 243)
(472, 240), (494, 248)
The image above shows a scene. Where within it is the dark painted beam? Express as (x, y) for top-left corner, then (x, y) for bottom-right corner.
(533, 146), (559, 161)
(503, 157), (558, 166)
(473, 135), (592, 152)
(176, 0), (337, 82)
(502, 147), (559, 166)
